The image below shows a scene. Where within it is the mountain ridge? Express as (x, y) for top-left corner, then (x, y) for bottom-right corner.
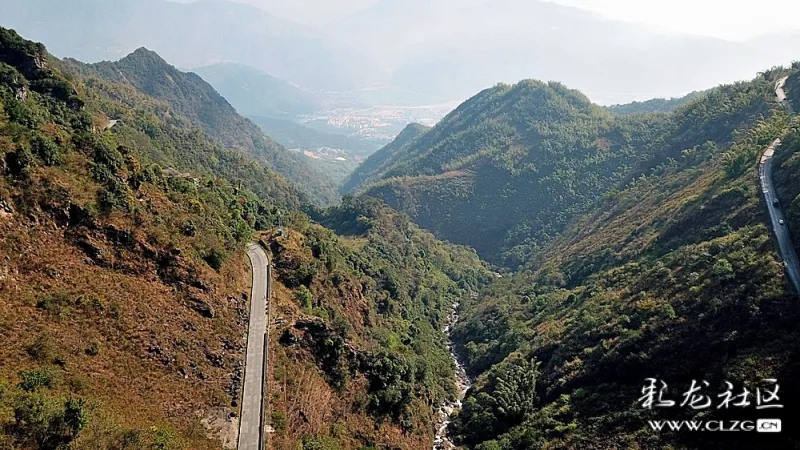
(354, 73), (784, 266)
(58, 47), (342, 205)
(0, 26), (492, 449)
(0, 0), (383, 91)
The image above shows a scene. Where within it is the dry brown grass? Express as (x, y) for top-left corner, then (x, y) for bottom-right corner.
(0, 211), (253, 449)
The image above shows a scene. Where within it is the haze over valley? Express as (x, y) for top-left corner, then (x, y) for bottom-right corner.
(4, 0), (800, 178)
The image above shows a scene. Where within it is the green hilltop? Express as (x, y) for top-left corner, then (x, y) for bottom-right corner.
(0, 27), (491, 449)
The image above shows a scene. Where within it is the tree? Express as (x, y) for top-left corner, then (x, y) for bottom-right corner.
(31, 134), (61, 166)
(295, 285), (313, 309)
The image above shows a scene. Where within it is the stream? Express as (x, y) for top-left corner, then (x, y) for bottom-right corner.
(434, 302), (473, 450)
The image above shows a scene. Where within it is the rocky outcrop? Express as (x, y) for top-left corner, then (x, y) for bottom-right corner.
(0, 199), (13, 219)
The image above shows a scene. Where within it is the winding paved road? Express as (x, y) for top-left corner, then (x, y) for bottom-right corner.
(760, 76), (800, 294)
(238, 243), (270, 450)
(776, 76), (792, 113)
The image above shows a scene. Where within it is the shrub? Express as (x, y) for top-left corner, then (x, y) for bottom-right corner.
(295, 285), (313, 310)
(270, 411), (287, 433)
(31, 134), (61, 166)
(149, 427), (181, 450)
(36, 291), (73, 317)
(9, 394), (89, 450)
(5, 145), (35, 177)
(97, 178), (131, 212)
(301, 435), (341, 450)
(85, 341), (100, 357)
(180, 220), (197, 237)
(203, 248), (226, 271)
(18, 368), (53, 392)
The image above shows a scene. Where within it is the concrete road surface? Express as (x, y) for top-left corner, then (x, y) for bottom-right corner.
(776, 76), (792, 113)
(238, 243), (270, 450)
(760, 139), (800, 294)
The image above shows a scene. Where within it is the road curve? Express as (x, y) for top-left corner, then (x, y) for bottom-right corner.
(760, 76), (800, 294)
(776, 76), (792, 113)
(238, 243), (270, 450)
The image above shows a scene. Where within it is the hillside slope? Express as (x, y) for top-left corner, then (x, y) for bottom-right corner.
(58, 49), (340, 206)
(341, 122), (430, 194)
(0, 28), (492, 449)
(449, 68), (800, 449)
(786, 63), (800, 108)
(0, 26), (299, 449)
(358, 77), (782, 267)
(606, 90), (709, 115)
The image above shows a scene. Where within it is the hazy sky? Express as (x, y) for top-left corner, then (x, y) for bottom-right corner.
(546, 0), (800, 40)
(204, 0), (800, 40)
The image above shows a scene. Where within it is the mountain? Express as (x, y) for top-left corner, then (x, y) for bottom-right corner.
(352, 80), (662, 265)
(448, 66), (800, 450)
(0, 0), (382, 91)
(607, 90), (710, 115)
(328, 0), (792, 104)
(219, 0), (380, 27)
(57, 48), (341, 205)
(0, 27), (492, 449)
(0, 25), (299, 448)
(788, 64), (800, 107)
(341, 122), (430, 194)
(191, 63), (325, 118)
(248, 116), (381, 156)
(354, 74), (785, 266)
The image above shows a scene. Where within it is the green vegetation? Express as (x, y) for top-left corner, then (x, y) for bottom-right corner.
(606, 90), (709, 115)
(1, 27), (495, 448)
(355, 75), (784, 268)
(1, 385), (89, 449)
(447, 68), (800, 449)
(273, 196), (491, 425)
(773, 119), (800, 255)
(341, 122), (430, 194)
(57, 49), (340, 206)
(786, 65), (800, 109)
(0, 26), (301, 446)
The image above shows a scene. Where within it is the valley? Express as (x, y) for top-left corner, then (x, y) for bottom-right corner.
(2, 1), (800, 449)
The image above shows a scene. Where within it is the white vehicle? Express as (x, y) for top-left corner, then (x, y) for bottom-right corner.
(779, 219), (785, 225)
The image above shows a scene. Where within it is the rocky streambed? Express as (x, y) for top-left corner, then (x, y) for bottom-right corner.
(434, 303), (473, 450)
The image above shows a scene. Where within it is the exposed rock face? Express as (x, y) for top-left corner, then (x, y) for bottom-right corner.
(15, 85), (28, 100)
(0, 200), (13, 218)
(33, 52), (48, 70)
(187, 294), (216, 319)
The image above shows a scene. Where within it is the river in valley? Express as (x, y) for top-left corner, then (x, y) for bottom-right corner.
(434, 302), (473, 450)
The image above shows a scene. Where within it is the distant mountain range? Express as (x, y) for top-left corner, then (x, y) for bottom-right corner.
(326, 0), (799, 103)
(0, 0), (381, 91)
(191, 63), (327, 118)
(3, 0), (797, 105)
